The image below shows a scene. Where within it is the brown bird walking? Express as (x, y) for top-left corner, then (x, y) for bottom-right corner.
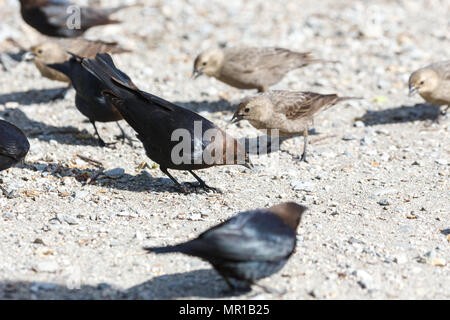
(409, 61), (450, 121)
(25, 39), (130, 99)
(82, 53), (251, 193)
(145, 202), (307, 294)
(193, 47), (334, 92)
(232, 90), (360, 162)
(0, 120), (30, 198)
(18, 0), (131, 38)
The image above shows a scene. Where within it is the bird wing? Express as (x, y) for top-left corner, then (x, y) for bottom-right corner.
(225, 47), (309, 74)
(430, 61), (450, 80)
(266, 91), (332, 119)
(195, 210), (296, 262)
(0, 122), (29, 161)
(62, 39), (129, 58)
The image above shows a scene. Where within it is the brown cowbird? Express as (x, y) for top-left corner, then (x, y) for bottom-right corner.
(46, 53), (128, 146)
(232, 90), (360, 162)
(25, 39), (130, 99)
(0, 120), (30, 198)
(409, 61), (450, 120)
(193, 47), (334, 92)
(145, 202), (307, 293)
(19, 0), (131, 38)
(81, 53), (251, 192)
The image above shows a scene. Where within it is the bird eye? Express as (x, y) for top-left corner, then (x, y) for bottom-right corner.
(244, 108), (250, 113)
(202, 62), (207, 66)
(419, 81), (424, 85)
(37, 49), (43, 54)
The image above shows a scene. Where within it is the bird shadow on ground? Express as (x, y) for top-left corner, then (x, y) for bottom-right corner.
(359, 103), (441, 126)
(23, 161), (201, 194)
(0, 269), (251, 299)
(0, 107), (108, 147)
(127, 269), (251, 299)
(0, 87), (70, 105)
(174, 98), (235, 114)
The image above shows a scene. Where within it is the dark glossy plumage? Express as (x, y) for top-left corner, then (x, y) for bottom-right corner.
(145, 202), (307, 292)
(47, 54), (125, 146)
(19, 0), (128, 38)
(0, 120), (30, 171)
(81, 53), (251, 192)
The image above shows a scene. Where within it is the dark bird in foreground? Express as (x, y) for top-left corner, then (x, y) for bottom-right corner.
(81, 53), (251, 193)
(25, 39), (130, 100)
(46, 54), (129, 147)
(0, 120), (30, 198)
(409, 61), (450, 122)
(145, 202), (307, 294)
(19, 0), (131, 38)
(193, 47), (335, 92)
(232, 90), (360, 162)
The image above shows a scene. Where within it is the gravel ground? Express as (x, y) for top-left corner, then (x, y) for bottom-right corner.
(0, 0), (449, 300)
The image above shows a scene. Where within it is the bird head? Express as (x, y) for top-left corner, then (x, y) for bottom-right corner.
(28, 42), (67, 64)
(408, 68), (439, 97)
(192, 48), (224, 79)
(231, 96), (272, 124)
(269, 202), (307, 231)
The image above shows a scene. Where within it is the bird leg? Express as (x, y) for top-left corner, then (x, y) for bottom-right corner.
(115, 122), (135, 146)
(90, 122), (115, 148)
(299, 130), (309, 163)
(160, 167), (189, 193)
(187, 170), (221, 193)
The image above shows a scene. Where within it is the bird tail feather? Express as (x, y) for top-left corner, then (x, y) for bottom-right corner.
(144, 244), (187, 255)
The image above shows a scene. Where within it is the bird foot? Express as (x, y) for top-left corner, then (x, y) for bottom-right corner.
(115, 133), (136, 146)
(183, 182), (222, 194)
(299, 154), (309, 163)
(97, 138), (117, 148)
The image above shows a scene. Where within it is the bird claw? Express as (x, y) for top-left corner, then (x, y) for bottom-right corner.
(183, 182), (222, 194)
(115, 133), (136, 146)
(98, 138), (116, 148)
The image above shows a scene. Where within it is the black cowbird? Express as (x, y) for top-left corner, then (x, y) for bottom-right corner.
(0, 120), (30, 197)
(145, 202), (307, 293)
(19, 0), (131, 38)
(46, 54), (128, 146)
(81, 53), (251, 192)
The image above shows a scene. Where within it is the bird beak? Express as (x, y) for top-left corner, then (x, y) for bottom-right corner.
(191, 68), (202, 79)
(23, 51), (35, 62)
(230, 112), (244, 124)
(408, 85), (418, 97)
